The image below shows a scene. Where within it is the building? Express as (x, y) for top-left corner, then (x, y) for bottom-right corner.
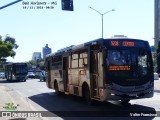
(32, 52), (41, 61)
(42, 44), (52, 58)
(154, 0), (160, 46)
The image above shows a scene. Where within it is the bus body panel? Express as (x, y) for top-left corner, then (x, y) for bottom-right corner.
(45, 38), (154, 102)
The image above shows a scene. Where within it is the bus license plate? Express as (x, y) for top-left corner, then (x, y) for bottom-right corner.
(129, 94), (136, 97)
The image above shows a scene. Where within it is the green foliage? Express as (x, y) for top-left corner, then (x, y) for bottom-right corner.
(0, 35), (18, 61)
(4, 36), (19, 49)
(0, 36), (3, 44)
(26, 59), (45, 71)
(27, 60), (36, 67)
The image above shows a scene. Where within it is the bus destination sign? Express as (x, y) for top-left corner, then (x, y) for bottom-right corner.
(111, 41), (134, 47)
(109, 65), (131, 71)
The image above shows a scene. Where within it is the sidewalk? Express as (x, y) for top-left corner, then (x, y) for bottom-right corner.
(0, 86), (43, 120)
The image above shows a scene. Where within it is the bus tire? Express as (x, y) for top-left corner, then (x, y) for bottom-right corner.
(54, 81), (64, 96)
(85, 85), (94, 105)
(54, 82), (59, 95)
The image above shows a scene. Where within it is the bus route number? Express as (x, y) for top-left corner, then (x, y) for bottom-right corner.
(111, 41), (119, 46)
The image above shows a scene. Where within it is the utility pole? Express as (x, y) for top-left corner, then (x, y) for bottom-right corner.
(89, 6), (115, 39)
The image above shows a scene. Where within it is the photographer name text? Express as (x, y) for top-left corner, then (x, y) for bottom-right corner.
(130, 113), (157, 117)
(22, 1), (57, 10)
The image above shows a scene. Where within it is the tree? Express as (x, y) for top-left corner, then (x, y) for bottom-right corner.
(0, 35), (19, 61)
(26, 59), (45, 71)
(156, 41), (160, 73)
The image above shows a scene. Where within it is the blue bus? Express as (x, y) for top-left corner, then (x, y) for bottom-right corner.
(5, 62), (28, 82)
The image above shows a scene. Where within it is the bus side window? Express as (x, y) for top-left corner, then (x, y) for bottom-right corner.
(72, 59), (78, 68)
(71, 53), (79, 68)
(79, 59), (87, 67)
(79, 52), (88, 68)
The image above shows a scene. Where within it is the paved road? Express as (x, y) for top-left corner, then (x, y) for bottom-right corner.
(0, 78), (160, 120)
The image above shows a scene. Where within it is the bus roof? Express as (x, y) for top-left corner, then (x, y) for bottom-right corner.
(46, 38), (148, 57)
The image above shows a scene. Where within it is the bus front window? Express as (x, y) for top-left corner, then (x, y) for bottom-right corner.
(15, 65), (28, 74)
(107, 50), (130, 66)
(107, 49), (152, 78)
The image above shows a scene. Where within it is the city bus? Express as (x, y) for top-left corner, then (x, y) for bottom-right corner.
(45, 38), (154, 105)
(5, 62), (28, 82)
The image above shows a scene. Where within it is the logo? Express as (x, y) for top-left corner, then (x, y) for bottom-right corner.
(3, 103), (19, 111)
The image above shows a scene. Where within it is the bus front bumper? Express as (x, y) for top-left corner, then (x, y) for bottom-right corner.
(99, 83), (154, 101)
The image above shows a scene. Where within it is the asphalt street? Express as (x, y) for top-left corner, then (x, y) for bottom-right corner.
(0, 78), (160, 120)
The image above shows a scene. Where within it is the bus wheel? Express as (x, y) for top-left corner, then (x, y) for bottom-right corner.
(54, 82), (59, 95)
(121, 100), (130, 105)
(85, 86), (94, 105)
(54, 82), (64, 95)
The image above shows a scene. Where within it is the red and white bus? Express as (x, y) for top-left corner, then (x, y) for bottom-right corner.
(45, 38), (154, 105)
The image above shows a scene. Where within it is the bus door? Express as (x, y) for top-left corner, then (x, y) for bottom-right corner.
(47, 60), (51, 88)
(90, 51), (99, 98)
(5, 66), (10, 80)
(9, 66), (12, 80)
(63, 56), (69, 92)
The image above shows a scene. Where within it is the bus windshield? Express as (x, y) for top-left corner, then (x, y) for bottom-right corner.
(107, 48), (152, 78)
(13, 65), (28, 74)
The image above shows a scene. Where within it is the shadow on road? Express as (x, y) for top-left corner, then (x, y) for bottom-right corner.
(0, 79), (37, 84)
(28, 92), (157, 119)
(0, 79), (24, 83)
(154, 90), (160, 93)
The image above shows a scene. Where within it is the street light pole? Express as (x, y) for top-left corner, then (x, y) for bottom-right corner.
(89, 6), (115, 39)
(0, 0), (22, 10)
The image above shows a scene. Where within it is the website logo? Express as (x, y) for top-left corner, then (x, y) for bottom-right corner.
(3, 103), (19, 111)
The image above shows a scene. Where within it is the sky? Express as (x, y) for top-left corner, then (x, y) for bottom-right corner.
(0, 0), (154, 62)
